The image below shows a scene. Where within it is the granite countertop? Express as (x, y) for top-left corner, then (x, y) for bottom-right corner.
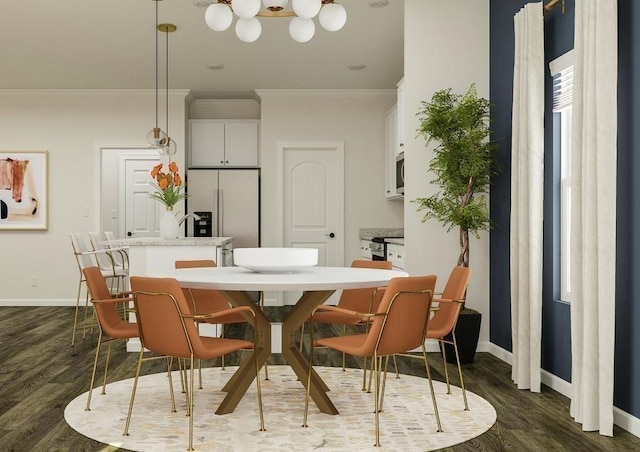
(106, 237), (233, 247)
(359, 228), (404, 241)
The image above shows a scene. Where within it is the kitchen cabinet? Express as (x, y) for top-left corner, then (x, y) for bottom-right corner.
(396, 77), (405, 153)
(189, 119), (259, 168)
(385, 106), (403, 200)
(386, 243), (405, 270)
(360, 239), (373, 260)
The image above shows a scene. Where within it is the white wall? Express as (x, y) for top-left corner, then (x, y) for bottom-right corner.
(256, 90), (404, 265)
(403, 1), (491, 343)
(0, 90), (188, 305)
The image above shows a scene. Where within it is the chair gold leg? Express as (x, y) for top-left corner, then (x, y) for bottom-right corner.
(299, 322), (305, 353)
(188, 355), (195, 451)
(85, 330), (103, 411)
(422, 344), (443, 432)
(440, 339), (452, 394)
(167, 358), (177, 413)
(198, 359), (203, 390)
(342, 325), (346, 371)
(393, 354), (400, 379)
(451, 332), (469, 411)
(221, 325), (226, 370)
(101, 341), (113, 395)
(123, 349), (145, 436)
(373, 352), (381, 447)
(379, 356), (389, 413)
(259, 291), (269, 381)
(361, 356), (368, 391)
(253, 333), (266, 431)
(71, 279), (83, 346)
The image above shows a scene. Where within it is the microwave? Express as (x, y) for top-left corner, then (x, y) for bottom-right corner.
(395, 152), (405, 194)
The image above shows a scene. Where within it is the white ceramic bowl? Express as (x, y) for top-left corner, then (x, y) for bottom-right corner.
(233, 247), (318, 273)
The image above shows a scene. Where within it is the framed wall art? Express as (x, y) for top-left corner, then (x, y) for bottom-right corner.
(0, 151), (48, 230)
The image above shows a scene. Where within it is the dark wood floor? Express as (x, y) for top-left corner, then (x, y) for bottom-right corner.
(0, 306), (639, 451)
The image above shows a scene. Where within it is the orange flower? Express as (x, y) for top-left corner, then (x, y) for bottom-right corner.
(158, 175), (170, 190)
(173, 173), (182, 186)
(151, 163), (163, 178)
(168, 161), (178, 175)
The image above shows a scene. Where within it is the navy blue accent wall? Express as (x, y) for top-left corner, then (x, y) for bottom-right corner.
(615, 0), (640, 417)
(490, 0), (640, 418)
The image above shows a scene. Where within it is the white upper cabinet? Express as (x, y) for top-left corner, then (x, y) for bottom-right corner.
(189, 119), (259, 168)
(396, 77), (405, 155)
(385, 105), (402, 200)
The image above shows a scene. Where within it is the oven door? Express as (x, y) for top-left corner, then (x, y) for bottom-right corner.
(369, 241), (385, 261)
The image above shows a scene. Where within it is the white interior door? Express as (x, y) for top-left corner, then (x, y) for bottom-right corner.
(278, 141), (344, 305)
(120, 155), (160, 238)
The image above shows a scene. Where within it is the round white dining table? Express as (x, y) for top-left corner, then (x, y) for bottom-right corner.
(151, 266), (408, 415)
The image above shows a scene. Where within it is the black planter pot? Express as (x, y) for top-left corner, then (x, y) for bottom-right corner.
(441, 310), (481, 364)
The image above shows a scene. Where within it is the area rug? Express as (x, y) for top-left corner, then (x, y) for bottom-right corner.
(65, 366), (496, 451)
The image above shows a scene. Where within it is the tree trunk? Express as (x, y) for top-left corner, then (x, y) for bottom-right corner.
(458, 227), (470, 268)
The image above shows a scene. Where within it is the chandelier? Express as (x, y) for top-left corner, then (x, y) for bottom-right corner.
(204, 0), (347, 43)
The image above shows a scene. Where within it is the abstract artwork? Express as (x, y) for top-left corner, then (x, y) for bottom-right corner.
(0, 151), (48, 230)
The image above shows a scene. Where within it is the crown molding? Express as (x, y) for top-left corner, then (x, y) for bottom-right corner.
(254, 89), (397, 101)
(0, 89), (192, 101)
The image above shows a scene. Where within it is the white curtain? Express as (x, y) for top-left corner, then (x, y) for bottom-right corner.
(570, 0), (617, 436)
(510, 1), (544, 393)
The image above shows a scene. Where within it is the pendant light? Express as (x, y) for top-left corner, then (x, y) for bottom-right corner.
(146, 0), (167, 149)
(158, 22), (177, 156)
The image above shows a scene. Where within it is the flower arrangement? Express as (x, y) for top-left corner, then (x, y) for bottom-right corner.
(149, 162), (186, 209)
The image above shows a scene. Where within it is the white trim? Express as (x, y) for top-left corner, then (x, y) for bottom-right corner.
(0, 299), (76, 307)
(255, 89), (396, 100)
(549, 49), (575, 76)
(0, 89), (191, 101)
(488, 343), (640, 438)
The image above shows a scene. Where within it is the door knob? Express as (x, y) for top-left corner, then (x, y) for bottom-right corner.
(127, 231), (132, 237)
(325, 232), (335, 238)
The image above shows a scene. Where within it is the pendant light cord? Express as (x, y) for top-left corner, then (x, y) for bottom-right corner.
(165, 26), (169, 142)
(154, 1), (159, 129)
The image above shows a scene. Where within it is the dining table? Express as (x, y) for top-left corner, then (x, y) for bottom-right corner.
(150, 265), (408, 416)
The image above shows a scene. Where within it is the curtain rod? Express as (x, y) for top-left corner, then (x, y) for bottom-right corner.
(544, 0), (566, 15)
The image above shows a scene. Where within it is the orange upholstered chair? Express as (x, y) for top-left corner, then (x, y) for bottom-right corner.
(82, 266), (138, 411)
(303, 259), (392, 375)
(303, 275), (441, 447)
(426, 266), (472, 410)
(125, 276), (265, 451)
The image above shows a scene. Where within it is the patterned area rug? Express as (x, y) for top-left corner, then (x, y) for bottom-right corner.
(65, 366), (496, 451)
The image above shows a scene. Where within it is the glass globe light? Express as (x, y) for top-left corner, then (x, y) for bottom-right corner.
(319, 3), (347, 32)
(205, 3), (233, 31)
(235, 17), (262, 42)
(146, 127), (167, 149)
(292, 0), (321, 19)
(289, 17), (315, 43)
(232, 0), (261, 19)
(160, 136), (177, 156)
(263, 0), (288, 10)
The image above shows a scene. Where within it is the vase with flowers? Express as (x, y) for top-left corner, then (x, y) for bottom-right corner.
(149, 162), (187, 239)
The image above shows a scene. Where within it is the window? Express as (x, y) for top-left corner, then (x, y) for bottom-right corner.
(550, 50), (574, 302)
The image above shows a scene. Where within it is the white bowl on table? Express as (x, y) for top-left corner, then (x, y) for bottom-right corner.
(233, 247), (318, 273)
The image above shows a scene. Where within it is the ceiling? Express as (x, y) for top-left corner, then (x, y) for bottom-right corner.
(0, 0), (404, 98)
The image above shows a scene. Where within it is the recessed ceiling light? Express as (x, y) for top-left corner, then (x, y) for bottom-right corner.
(348, 64), (366, 71)
(368, 0), (389, 8)
(207, 64), (225, 70)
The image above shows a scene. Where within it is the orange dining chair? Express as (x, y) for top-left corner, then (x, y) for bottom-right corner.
(125, 276), (265, 451)
(82, 266), (138, 411)
(396, 265), (471, 411)
(175, 260), (249, 375)
(305, 259), (392, 388)
(303, 275), (441, 447)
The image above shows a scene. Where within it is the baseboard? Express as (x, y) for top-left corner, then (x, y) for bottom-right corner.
(487, 342), (639, 438)
(0, 299), (76, 307)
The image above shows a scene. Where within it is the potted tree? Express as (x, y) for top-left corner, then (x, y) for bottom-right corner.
(412, 83), (498, 364)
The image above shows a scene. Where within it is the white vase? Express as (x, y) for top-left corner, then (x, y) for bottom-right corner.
(159, 207), (180, 239)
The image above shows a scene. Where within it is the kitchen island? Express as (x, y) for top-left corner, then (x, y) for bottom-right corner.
(106, 236), (233, 276)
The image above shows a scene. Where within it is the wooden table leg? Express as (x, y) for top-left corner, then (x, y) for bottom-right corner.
(282, 290), (339, 415)
(215, 290), (271, 415)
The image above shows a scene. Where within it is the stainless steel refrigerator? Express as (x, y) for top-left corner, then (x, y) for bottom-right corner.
(185, 169), (260, 249)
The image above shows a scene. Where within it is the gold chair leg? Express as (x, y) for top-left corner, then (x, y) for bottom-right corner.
(379, 356), (389, 413)
(101, 341), (113, 395)
(451, 332), (469, 411)
(81, 290), (91, 340)
(342, 325), (347, 371)
(85, 330), (103, 411)
(188, 355), (195, 451)
(221, 325), (226, 370)
(440, 339), (452, 394)
(167, 358), (177, 413)
(393, 354), (400, 379)
(362, 356), (368, 391)
(422, 344), (443, 432)
(71, 279), (83, 346)
(259, 291), (269, 381)
(198, 359), (203, 390)
(299, 321), (305, 353)
(123, 349), (145, 436)
(373, 352), (381, 447)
